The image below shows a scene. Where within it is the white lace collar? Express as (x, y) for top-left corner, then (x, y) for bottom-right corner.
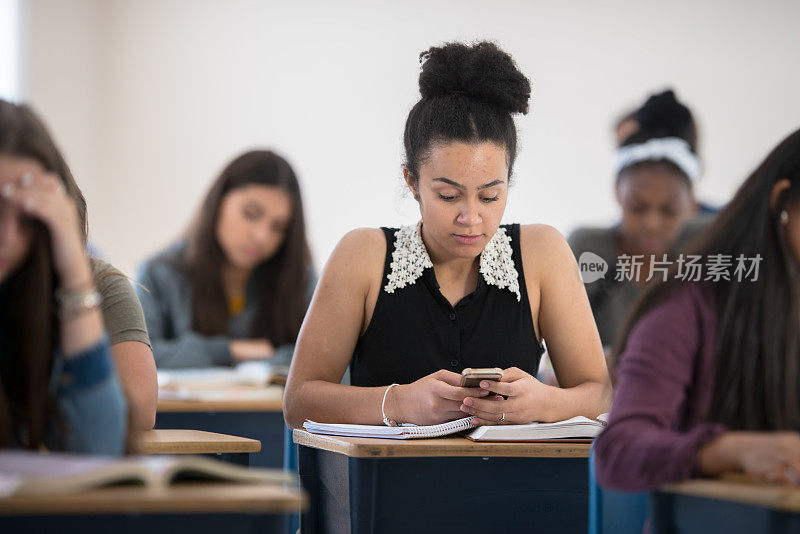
(384, 222), (521, 302)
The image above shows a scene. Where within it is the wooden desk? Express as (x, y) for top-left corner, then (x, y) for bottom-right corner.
(294, 430), (591, 534)
(0, 482), (305, 534)
(138, 429), (261, 465)
(652, 478), (800, 534)
(155, 386), (285, 468)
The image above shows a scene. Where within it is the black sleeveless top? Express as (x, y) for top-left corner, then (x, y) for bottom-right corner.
(351, 224), (544, 387)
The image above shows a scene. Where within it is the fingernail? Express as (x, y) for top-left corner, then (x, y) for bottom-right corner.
(1, 183), (14, 198)
(20, 172), (33, 187)
(463, 398), (472, 406)
(480, 381), (488, 388)
(460, 405), (469, 413)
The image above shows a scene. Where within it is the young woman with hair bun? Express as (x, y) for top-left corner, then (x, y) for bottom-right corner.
(569, 89), (711, 349)
(284, 41), (610, 429)
(596, 126), (800, 490)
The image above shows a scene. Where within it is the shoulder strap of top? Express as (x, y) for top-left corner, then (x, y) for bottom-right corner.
(379, 227), (397, 289)
(504, 223), (528, 300)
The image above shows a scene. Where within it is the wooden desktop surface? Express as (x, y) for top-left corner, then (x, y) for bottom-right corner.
(0, 483), (305, 515)
(293, 429), (591, 458)
(662, 477), (800, 513)
(137, 429), (261, 455)
(157, 385), (284, 413)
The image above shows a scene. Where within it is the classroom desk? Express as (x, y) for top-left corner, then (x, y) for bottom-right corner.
(0, 482), (305, 534)
(652, 477), (800, 534)
(294, 430), (591, 534)
(155, 386), (285, 468)
(137, 429), (261, 465)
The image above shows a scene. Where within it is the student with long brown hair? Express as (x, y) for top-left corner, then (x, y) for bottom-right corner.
(0, 100), (129, 453)
(137, 150), (315, 368)
(595, 127), (800, 489)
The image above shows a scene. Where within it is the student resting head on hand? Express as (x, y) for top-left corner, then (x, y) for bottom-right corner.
(284, 41), (611, 430)
(137, 150), (316, 369)
(0, 99), (130, 454)
(595, 126), (800, 489)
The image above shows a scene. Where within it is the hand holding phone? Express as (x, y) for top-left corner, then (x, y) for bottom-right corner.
(460, 367), (503, 388)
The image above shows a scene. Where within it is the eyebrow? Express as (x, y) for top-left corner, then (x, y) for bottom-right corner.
(432, 178), (505, 190)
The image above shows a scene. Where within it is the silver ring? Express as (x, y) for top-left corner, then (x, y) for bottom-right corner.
(500, 413), (506, 423)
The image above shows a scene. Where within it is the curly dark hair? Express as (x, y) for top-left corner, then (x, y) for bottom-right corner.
(403, 41), (531, 184)
(629, 89), (697, 151)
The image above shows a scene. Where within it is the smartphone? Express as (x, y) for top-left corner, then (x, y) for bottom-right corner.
(460, 367), (503, 388)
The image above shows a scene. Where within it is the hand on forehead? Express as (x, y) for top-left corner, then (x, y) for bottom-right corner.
(0, 156), (48, 188)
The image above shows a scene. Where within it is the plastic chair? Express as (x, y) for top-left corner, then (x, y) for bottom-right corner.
(284, 424), (300, 534)
(588, 445), (649, 534)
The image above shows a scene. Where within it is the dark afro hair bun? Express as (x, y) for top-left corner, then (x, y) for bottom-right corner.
(418, 41), (531, 115)
(635, 89), (693, 138)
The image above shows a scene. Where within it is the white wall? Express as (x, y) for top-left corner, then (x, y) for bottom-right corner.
(0, 0), (21, 101)
(21, 0), (800, 277)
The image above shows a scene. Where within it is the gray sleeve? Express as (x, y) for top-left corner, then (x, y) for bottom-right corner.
(305, 268), (319, 304)
(92, 261), (151, 347)
(567, 227), (592, 260)
(271, 343), (295, 367)
(135, 260), (232, 369)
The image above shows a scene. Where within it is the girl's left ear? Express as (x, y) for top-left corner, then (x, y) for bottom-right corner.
(770, 178), (792, 213)
(403, 167), (420, 201)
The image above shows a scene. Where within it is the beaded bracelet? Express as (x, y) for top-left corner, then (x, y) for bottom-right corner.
(55, 286), (103, 319)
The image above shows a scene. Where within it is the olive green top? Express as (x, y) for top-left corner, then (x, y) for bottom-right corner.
(92, 258), (151, 347)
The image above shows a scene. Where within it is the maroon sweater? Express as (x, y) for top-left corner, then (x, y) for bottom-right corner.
(594, 282), (728, 490)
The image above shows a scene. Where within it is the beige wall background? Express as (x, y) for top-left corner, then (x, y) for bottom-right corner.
(18, 0), (800, 277)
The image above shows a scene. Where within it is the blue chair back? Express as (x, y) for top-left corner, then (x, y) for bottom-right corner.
(588, 445), (649, 534)
(284, 425), (300, 534)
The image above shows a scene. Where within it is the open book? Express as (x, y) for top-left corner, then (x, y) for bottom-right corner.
(157, 362), (289, 390)
(157, 385), (284, 403)
(466, 415), (607, 442)
(0, 451), (295, 497)
(303, 417), (475, 439)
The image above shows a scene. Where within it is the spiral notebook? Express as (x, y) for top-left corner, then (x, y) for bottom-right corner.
(302, 417), (476, 439)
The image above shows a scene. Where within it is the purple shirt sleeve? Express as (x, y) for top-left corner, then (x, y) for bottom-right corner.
(594, 284), (727, 491)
